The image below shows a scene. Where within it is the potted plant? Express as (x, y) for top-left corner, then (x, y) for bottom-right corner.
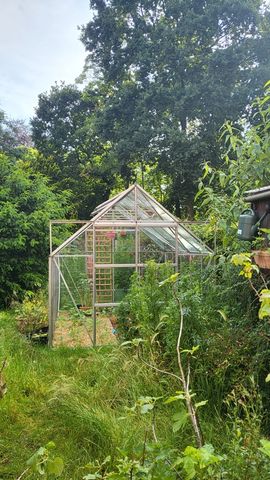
(106, 230), (116, 239)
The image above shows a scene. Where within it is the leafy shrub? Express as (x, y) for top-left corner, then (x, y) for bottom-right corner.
(16, 292), (48, 337)
(0, 151), (70, 307)
(116, 261), (174, 342)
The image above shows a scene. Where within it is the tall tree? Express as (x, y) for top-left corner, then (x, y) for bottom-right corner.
(0, 109), (32, 155)
(81, 0), (270, 216)
(31, 83), (116, 218)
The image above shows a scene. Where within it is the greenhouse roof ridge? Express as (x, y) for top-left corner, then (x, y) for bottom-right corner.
(50, 184), (213, 256)
(91, 184), (135, 216)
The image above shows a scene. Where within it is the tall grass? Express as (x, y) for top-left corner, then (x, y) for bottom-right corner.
(0, 311), (172, 478)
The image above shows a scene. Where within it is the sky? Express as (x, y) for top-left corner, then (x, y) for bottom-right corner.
(0, 0), (91, 120)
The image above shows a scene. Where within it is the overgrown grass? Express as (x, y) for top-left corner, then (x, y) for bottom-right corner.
(0, 311), (173, 479)
(1, 303), (270, 479)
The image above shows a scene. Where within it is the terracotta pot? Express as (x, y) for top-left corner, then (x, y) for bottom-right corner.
(110, 315), (118, 329)
(253, 250), (270, 269)
(120, 230), (127, 237)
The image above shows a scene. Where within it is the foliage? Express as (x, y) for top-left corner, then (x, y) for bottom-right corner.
(25, 442), (64, 478)
(116, 258), (270, 427)
(0, 151), (69, 306)
(231, 252), (270, 320)
(31, 83), (116, 218)
(175, 444), (222, 480)
(81, 0), (270, 215)
(197, 82), (270, 254)
(0, 109), (32, 155)
(15, 292), (48, 336)
(116, 261), (174, 342)
(259, 438), (270, 458)
(2, 305), (270, 478)
(231, 252), (259, 279)
(0, 311), (170, 478)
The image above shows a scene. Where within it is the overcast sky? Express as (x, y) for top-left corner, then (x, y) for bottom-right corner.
(0, 0), (91, 121)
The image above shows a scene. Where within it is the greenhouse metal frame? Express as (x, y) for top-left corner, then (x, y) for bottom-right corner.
(48, 184), (212, 347)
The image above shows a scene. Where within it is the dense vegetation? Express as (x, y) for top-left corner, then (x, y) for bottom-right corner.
(32, 0), (270, 217)
(1, 0), (270, 478)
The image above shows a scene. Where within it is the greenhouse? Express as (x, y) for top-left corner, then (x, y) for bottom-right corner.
(48, 184), (212, 346)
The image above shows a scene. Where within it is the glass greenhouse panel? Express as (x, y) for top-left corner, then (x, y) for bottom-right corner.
(58, 256), (92, 310)
(141, 226), (177, 250)
(95, 267), (136, 304)
(139, 228), (175, 263)
(136, 189), (174, 222)
(51, 256), (93, 347)
(57, 225), (94, 256)
(94, 227), (136, 264)
(178, 225), (212, 254)
(114, 267), (136, 302)
(97, 190), (136, 221)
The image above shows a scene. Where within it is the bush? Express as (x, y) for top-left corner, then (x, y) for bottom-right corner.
(15, 293), (48, 339)
(116, 261), (174, 342)
(0, 150), (70, 307)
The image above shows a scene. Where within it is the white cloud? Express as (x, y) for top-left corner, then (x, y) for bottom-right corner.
(0, 0), (91, 120)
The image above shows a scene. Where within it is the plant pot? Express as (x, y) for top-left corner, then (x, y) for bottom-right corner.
(253, 250), (270, 269)
(106, 231), (116, 239)
(110, 314), (118, 329)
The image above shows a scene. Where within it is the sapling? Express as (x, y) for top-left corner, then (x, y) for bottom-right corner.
(136, 273), (205, 448)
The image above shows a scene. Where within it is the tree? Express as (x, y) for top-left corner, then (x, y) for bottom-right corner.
(81, 0), (270, 216)
(31, 83), (116, 219)
(197, 81), (270, 256)
(0, 150), (70, 307)
(0, 109), (32, 155)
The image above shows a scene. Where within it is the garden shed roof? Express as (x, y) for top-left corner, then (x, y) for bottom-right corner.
(244, 185), (270, 202)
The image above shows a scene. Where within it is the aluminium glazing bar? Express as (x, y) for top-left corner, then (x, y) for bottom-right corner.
(48, 256), (53, 346)
(96, 221), (178, 227)
(93, 225), (96, 346)
(95, 302), (121, 307)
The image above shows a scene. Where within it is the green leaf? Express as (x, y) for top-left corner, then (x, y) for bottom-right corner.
(259, 289), (270, 319)
(181, 456), (197, 480)
(26, 447), (46, 467)
(231, 253), (251, 266)
(159, 273), (179, 287)
(46, 441), (56, 450)
(47, 457), (64, 477)
(140, 403), (154, 414)
(164, 391), (186, 404)
(259, 438), (270, 458)
(265, 373), (270, 383)
(181, 345), (200, 355)
(195, 400), (208, 409)
(217, 309), (228, 321)
(172, 410), (188, 432)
